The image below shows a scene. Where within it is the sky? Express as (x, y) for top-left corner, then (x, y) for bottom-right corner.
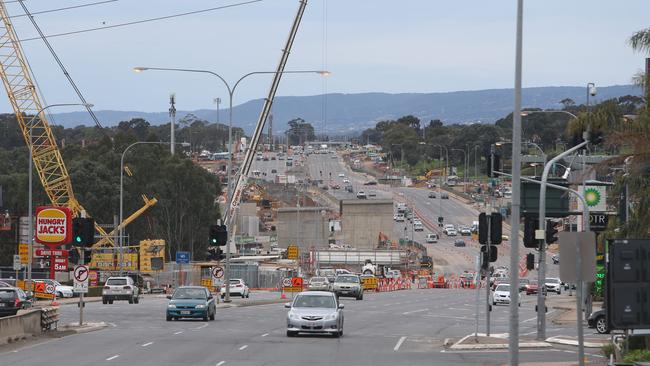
(3, 0), (649, 115)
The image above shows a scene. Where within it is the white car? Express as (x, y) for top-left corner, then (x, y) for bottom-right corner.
(426, 233), (438, 243)
(102, 276), (140, 304)
(220, 279), (250, 299)
(342, 178), (350, 184)
(338, 173), (345, 177)
(544, 278), (562, 294)
(443, 224), (457, 236)
(491, 284), (520, 306)
(394, 214), (405, 222)
(413, 221), (424, 231)
(459, 227), (471, 236)
(35, 279), (74, 298)
(356, 191), (367, 199)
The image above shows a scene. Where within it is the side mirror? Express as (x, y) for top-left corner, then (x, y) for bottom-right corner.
(338, 304), (345, 309)
(166, 295), (172, 300)
(284, 302), (291, 309)
(208, 295), (213, 300)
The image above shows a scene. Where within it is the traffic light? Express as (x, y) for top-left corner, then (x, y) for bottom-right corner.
(71, 218), (95, 247)
(545, 219), (560, 244)
(206, 246), (225, 261)
(481, 252), (489, 271)
(69, 247), (80, 264)
(490, 213), (502, 245)
(481, 245), (497, 262)
(209, 224), (228, 246)
(478, 213), (488, 244)
(486, 153), (501, 178)
(523, 216), (539, 248)
(526, 253), (535, 270)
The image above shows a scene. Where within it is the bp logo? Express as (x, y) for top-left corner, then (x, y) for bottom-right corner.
(584, 187), (601, 207)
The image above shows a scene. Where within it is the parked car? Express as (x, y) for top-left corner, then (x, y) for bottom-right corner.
(587, 309), (609, 334)
(285, 291), (344, 337)
(363, 181), (378, 186)
(271, 169), (277, 174)
(34, 279), (74, 298)
(454, 239), (466, 247)
(426, 233), (438, 243)
(102, 276), (140, 304)
(368, 190), (377, 197)
(332, 274), (363, 300)
(356, 191), (367, 199)
(490, 284), (520, 306)
(428, 191), (436, 198)
(544, 278), (562, 294)
(0, 287), (32, 317)
(220, 279), (250, 299)
(308, 277), (331, 292)
(166, 286), (216, 321)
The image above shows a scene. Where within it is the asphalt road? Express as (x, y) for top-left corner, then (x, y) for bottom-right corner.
(1, 288), (606, 366)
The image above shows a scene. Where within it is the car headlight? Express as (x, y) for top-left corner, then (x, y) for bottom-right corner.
(168, 304), (176, 308)
(288, 312), (299, 320)
(195, 304), (206, 309)
(325, 313), (337, 320)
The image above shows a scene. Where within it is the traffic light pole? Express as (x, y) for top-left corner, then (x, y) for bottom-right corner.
(485, 211), (491, 336)
(536, 140), (588, 341)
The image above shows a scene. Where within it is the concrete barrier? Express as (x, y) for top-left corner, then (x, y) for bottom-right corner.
(0, 309), (43, 345)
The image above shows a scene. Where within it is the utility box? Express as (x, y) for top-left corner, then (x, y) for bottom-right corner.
(520, 178), (570, 218)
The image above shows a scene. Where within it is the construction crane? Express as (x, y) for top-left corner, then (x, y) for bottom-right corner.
(0, 2), (154, 247)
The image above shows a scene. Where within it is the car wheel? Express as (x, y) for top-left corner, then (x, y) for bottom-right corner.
(286, 331), (297, 337)
(332, 331), (340, 338)
(128, 297), (134, 304)
(492, 301), (496, 305)
(209, 311), (215, 321)
(246, 293), (250, 299)
(134, 296), (140, 304)
(56, 292), (62, 298)
(108, 300), (113, 304)
(241, 293), (245, 298)
(166, 315), (172, 321)
(102, 299), (107, 304)
(557, 290), (561, 295)
(596, 316), (609, 334)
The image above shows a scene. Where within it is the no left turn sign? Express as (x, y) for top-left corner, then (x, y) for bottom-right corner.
(74, 265), (89, 282)
(211, 266), (224, 279)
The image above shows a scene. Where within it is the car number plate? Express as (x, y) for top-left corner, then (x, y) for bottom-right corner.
(180, 311), (191, 315)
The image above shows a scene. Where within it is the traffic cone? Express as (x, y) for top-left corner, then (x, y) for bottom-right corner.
(280, 289), (286, 299)
(50, 291), (59, 306)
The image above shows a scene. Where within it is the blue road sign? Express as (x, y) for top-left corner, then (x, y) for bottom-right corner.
(175, 251), (190, 264)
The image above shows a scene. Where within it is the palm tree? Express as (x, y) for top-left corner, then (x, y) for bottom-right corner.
(628, 28), (650, 90)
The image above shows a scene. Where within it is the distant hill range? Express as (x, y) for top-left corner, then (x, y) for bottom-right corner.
(50, 85), (642, 134)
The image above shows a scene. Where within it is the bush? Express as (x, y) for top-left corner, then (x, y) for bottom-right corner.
(623, 349), (650, 363)
(600, 343), (615, 359)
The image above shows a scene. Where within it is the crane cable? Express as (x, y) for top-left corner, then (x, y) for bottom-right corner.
(17, 0), (103, 128)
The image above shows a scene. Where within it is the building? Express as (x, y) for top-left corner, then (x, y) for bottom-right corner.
(340, 199), (393, 249)
(277, 207), (328, 249)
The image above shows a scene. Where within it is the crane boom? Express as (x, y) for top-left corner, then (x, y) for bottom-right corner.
(0, 1), (153, 248)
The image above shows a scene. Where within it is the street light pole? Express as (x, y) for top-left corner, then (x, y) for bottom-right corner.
(133, 66), (328, 302)
(26, 103), (92, 287)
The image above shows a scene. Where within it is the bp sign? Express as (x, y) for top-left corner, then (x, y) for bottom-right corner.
(578, 185), (607, 212)
(35, 206), (72, 248)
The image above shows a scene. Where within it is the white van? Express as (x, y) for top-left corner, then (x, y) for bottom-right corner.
(426, 233), (438, 243)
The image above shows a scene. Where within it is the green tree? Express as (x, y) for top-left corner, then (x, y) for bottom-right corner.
(285, 118), (315, 146)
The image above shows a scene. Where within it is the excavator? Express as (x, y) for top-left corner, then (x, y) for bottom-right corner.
(0, 2), (155, 248)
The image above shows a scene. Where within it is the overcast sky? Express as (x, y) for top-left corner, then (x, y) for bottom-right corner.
(5, 0), (649, 114)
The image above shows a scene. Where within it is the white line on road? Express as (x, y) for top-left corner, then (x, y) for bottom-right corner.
(141, 342), (153, 347)
(173, 331), (184, 335)
(261, 333), (269, 337)
(107, 322), (117, 327)
(106, 355), (119, 361)
(402, 308), (429, 315)
(239, 345), (248, 351)
(195, 323), (209, 330)
(394, 336), (407, 351)
(216, 361), (226, 366)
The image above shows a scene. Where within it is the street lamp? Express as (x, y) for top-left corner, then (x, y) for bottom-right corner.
(134, 66), (329, 302)
(119, 141), (189, 273)
(26, 103), (92, 286)
(521, 109), (578, 119)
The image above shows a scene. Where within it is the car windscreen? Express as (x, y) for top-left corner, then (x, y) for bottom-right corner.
(229, 280), (242, 284)
(0, 289), (16, 300)
(293, 295), (336, 308)
(173, 288), (207, 300)
(106, 278), (127, 286)
(310, 278), (327, 283)
(335, 275), (359, 283)
(546, 278), (560, 283)
(495, 285), (509, 292)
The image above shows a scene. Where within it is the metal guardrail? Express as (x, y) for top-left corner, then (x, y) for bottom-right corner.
(41, 306), (59, 331)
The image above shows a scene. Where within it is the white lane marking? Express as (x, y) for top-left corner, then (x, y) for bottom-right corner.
(108, 322), (117, 327)
(239, 345), (248, 351)
(106, 355), (119, 361)
(173, 331), (184, 335)
(216, 361), (226, 366)
(261, 333), (269, 337)
(195, 323), (209, 330)
(394, 336), (407, 351)
(141, 342), (153, 347)
(402, 308), (429, 315)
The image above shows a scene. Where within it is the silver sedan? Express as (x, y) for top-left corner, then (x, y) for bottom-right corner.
(285, 291), (344, 337)
(308, 277), (331, 292)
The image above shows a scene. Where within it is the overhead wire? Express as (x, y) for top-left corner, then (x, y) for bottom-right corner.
(19, 0), (264, 42)
(17, 0), (103, 128)
(9, 0), (118, 19)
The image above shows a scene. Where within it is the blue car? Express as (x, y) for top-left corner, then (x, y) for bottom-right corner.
(166, 286), (216, 321)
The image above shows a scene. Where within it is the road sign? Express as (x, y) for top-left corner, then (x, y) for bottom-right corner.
(35, 206), (72, 248)
(33, 281), (54, 299)
(282, 278), (292, 287)
(211, 266), (224, 279)
(175, 251), (190, 264)
(13, 255), (21, 270)
(559, 232), (596, 283)
(287, 245), (299, 260)
(45, 284), (55, 294)
(18, 243), (28, 264)
(73, 265), (89, 293)
(53, 257), (69, 272)
(35, 249), (69, 257)
(283, 277), (303, 292)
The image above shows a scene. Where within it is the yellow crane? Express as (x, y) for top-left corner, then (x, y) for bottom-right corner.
(0, 2), (154, 247)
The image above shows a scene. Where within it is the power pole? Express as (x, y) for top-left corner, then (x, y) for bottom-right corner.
(169, 94), (176, 155)
(269, 112), (273, 151)
(215, 97), (221, 124)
